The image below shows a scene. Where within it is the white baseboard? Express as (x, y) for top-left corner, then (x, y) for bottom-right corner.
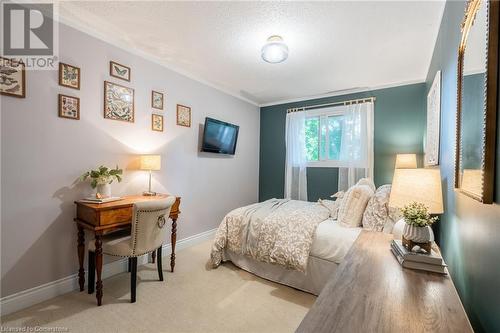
(0, 228), (217, 316)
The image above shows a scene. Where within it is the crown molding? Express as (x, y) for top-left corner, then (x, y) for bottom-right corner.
(54, 15), (260, 107)
(259, 79), (426, 107)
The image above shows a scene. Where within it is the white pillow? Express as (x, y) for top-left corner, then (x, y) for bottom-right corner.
(337, 184), (374, 228)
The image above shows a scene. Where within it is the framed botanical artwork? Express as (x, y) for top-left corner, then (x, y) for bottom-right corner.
(0, 57), (26, 98)
(109, 61), (131, 81)
(59, 62), (80, 89)
(176, 104), (191, 127)
(425, 70), (441, 166)
(58, 94), (80, 120)
(152, 90), (164, 110)
(104, 81), (134, 122)
(152, 114), (164, 132)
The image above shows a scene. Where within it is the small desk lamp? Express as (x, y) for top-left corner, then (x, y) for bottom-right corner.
(395, 154), (417, 169)
(140, 155), (161, 196)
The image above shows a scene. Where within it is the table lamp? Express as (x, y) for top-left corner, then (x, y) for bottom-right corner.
(140, 155), (161, 196)
(389, 168), (443, 252)
(395, 154), (417, 169)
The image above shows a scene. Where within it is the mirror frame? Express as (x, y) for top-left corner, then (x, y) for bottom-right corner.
(456, 0), (499, 204)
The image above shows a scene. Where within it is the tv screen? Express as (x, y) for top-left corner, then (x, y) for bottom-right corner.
(201, 117), (239, 155)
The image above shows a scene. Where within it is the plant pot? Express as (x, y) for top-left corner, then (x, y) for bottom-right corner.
(402, 223), (434, 243)
(96, 183), (111, 198)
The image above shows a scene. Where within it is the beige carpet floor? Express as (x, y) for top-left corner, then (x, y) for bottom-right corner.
(1, 240), (316, 333)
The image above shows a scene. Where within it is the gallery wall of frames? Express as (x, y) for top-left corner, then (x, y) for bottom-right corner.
(0, 57), (192, 131)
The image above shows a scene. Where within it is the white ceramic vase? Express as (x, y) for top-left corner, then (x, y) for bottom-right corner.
(402, 223), (434, 243)
(96, 183), (111, 198)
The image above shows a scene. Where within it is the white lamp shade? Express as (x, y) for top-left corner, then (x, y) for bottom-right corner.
(389, 168), (443, 214)
(395, 154), (417, 169)
(140, 155), (161, 171)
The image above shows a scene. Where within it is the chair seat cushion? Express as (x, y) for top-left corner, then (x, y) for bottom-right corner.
(88, 234), (134, 257)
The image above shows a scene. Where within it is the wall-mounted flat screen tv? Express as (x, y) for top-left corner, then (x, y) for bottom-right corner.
(201, 117), (239, 155)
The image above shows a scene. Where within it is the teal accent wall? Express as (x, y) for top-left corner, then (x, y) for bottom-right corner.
(259, 83), (426, 202)
(426, 2), (500, 332)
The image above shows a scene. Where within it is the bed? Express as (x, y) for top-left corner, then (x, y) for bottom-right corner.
(222, 219), (362, 295)
(210, 182), (396, 295)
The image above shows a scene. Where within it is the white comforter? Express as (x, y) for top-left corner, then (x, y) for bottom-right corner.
(310, 219), (362, 263)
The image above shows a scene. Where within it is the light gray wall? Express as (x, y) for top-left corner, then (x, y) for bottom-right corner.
(0, 23), (260, 297)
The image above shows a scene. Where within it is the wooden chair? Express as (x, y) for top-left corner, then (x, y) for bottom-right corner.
(87, 196), (176, 303)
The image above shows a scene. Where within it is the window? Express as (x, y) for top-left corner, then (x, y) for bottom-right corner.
(305, 108), (345, 167)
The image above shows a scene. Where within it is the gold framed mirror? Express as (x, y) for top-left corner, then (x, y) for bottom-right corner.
(456, 0), (499, 203)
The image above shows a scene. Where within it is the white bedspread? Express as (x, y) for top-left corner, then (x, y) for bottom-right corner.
(310, 219), (362, 263)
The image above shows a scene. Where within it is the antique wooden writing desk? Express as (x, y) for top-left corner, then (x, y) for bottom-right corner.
(74, 194), (181, 306)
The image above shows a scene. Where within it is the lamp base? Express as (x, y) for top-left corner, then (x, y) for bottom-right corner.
(143, 191), (157, 196)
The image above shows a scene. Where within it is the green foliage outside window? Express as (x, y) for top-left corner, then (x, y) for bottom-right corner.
(305, 115), (343, 161)
(305, 117), (319, 161)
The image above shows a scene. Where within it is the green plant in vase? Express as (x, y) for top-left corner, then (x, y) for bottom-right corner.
(401, 202), (439, 253)
(80, 165), (123, 198)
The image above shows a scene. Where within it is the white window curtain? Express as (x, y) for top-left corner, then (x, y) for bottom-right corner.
(285, 111), (308, 201)
(338, 102), (374, 191)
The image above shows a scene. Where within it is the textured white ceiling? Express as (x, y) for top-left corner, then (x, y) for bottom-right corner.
(57, 1), (445, 105)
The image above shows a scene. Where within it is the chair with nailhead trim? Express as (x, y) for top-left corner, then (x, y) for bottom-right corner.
(87, 196), (176, 303)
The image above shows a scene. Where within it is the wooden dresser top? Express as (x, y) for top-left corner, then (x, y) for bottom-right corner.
(75, 194), (178, 211)
(296, 231), (473, 333)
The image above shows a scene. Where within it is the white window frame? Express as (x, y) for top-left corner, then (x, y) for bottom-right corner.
(305, 106), (347, 168)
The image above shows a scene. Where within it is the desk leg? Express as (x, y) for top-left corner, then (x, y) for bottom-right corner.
(95, 234), (103, 306)
(170, 217), (177, 272)
(77, 226), (85, 292)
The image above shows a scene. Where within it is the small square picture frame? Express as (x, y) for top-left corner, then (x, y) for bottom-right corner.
(176, 104), (191, 127)
(109, 61), (131, 81)
(152, 114), (164, 132)
(152, 91), (164, 110)
(59, 62), (80, 90)
(0, 57), (26, 98)
(58, 94), (80, 120)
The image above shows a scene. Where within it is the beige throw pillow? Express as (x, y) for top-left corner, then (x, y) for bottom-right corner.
(356, 178), (376, 192)
(362, 184), (392, 232)
(337, 184), (374, 228)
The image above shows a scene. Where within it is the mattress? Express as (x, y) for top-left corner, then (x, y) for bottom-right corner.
(222, 219), (362, 295)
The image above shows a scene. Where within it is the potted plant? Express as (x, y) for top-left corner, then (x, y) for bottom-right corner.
(80, 165), (123, 198)
(401, 201), (438, 252)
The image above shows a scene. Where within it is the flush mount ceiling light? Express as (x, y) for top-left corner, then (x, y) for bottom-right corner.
(261, 35), (289, 64)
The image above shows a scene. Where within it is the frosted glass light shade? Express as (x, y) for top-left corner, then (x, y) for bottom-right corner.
(389, 168), (443, 214)
(140, 155), (161, 171)
(395, 154), (417, 169)
(261, 35), (288, 64)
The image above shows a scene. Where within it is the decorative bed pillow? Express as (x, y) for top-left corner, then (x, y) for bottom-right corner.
(362, 184), (392, 232)
(337, 184), (374, 228)
(356, 178), (376, 192)
(318, 197), (342, 219)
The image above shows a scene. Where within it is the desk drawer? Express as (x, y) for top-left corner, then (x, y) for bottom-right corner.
(99, 207), (132, 226)
(77, 205), (132, 226)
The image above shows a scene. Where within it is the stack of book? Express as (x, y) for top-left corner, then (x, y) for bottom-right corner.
(79, 196), (122, 204)
(391, 239), (447, 274)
